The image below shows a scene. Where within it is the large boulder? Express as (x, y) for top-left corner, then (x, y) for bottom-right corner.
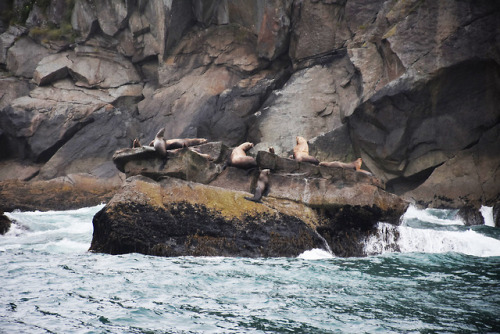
(0, 25), (27, 65)
(6, 37), (49, 78)
(33, 52), (72, 86)
(90, 175), (326, 257)
(0, 78), (142, 164)
(69, 46), (141, 88)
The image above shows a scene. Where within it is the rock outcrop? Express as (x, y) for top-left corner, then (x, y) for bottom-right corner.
(0, 0), (498, 226)
(89, 142), (407, 257)
(0, 209), (10, 235)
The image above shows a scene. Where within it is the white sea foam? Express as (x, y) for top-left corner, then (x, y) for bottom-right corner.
(2, 204), (104, 254)
(298, 248), (334, 260)
(480, 206), (495, 227)
(365, 205), (500, 257)
(402, 205), (463, 226)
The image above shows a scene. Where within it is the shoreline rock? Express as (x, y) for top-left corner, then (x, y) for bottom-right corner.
(89, 143), (408, 258)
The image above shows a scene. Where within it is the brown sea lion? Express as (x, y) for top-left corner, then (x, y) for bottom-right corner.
(153, 128), (167, 157)
(132, 138), (141, 148)
(268, 147), (275, 154)
(245, 169), (271, 203)
(228, 142), (257, 169)
(319, 158), (373, 175)
(320, 158), (359, 170)
(293, 136), (319, 165)
(166, 138), (208, 150)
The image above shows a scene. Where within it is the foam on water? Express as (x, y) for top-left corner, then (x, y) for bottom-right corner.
(298, 248), (334, 260)
(1, 204), (500, 333)
(2, 204), (104, 254)
(365, 205), (500, 257)
(480, 205), (495, 227)
(402, 205), (463, 225)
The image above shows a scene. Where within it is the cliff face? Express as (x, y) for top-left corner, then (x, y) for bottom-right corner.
(0, 0), (499, 212)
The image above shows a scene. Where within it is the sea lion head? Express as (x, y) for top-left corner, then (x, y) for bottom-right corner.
(354, 158), (362, 170)
(296, 136), (306, 144)
(239, 142), (254, 151)
(262, 169), (271, 175)
(156, 127), (165, 137)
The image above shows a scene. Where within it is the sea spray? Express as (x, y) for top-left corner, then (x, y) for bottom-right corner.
(1, 204), (499, 333)
(364, 205), (500, 257)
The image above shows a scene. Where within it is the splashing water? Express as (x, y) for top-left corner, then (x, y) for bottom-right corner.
(1, 204), (499, 333)
(364, 205), (500, 257)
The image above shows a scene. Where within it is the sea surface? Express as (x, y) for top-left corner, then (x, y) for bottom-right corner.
(1, 204), (499, 333)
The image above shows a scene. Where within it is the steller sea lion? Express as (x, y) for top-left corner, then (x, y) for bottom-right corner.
(165, 138), (207, 150)
(153, 128), (168, 169)
(245, 169), (271, 203)
(293, 136), (319, 165)
(319, 158), (373, 175)
(153, 128), (167, 157)
(132, 138), (141, 148)
(227, 142), (257, 169)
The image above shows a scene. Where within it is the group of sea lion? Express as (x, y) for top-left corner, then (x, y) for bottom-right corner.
(228, 136), (371, 203)
(132, 130), (371, 204)
(132, 128), (212, 168)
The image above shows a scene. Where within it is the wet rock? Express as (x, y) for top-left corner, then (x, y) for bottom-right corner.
(6, 37), (49, 78)
(90, 175), (325, 257)
(0, 210), (11, 235)
(457, 205), (484, 226)
(493, 204), (500, 228)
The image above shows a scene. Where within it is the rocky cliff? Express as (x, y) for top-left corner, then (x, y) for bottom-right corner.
(0, 0), (499, 219)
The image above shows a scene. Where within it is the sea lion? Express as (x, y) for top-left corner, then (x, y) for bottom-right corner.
(245, 169), (271, 203)
(268, 147), (275, 154)
(293, 136), (319, 165)
(228, 142), (257, 169)
(132, 138), (141, 148)
(166, 138), (208, 150)
(153, 128), (167, 156)
(319, 158), (373, 175)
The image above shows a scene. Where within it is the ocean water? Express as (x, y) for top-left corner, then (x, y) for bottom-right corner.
(1, 205), (499, 333)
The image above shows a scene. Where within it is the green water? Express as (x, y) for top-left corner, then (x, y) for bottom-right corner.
(1, 205), (499, 333)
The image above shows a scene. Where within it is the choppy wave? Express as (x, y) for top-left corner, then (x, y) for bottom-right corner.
(1, 204), (499, 333)
(364, 205), (500, 257)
